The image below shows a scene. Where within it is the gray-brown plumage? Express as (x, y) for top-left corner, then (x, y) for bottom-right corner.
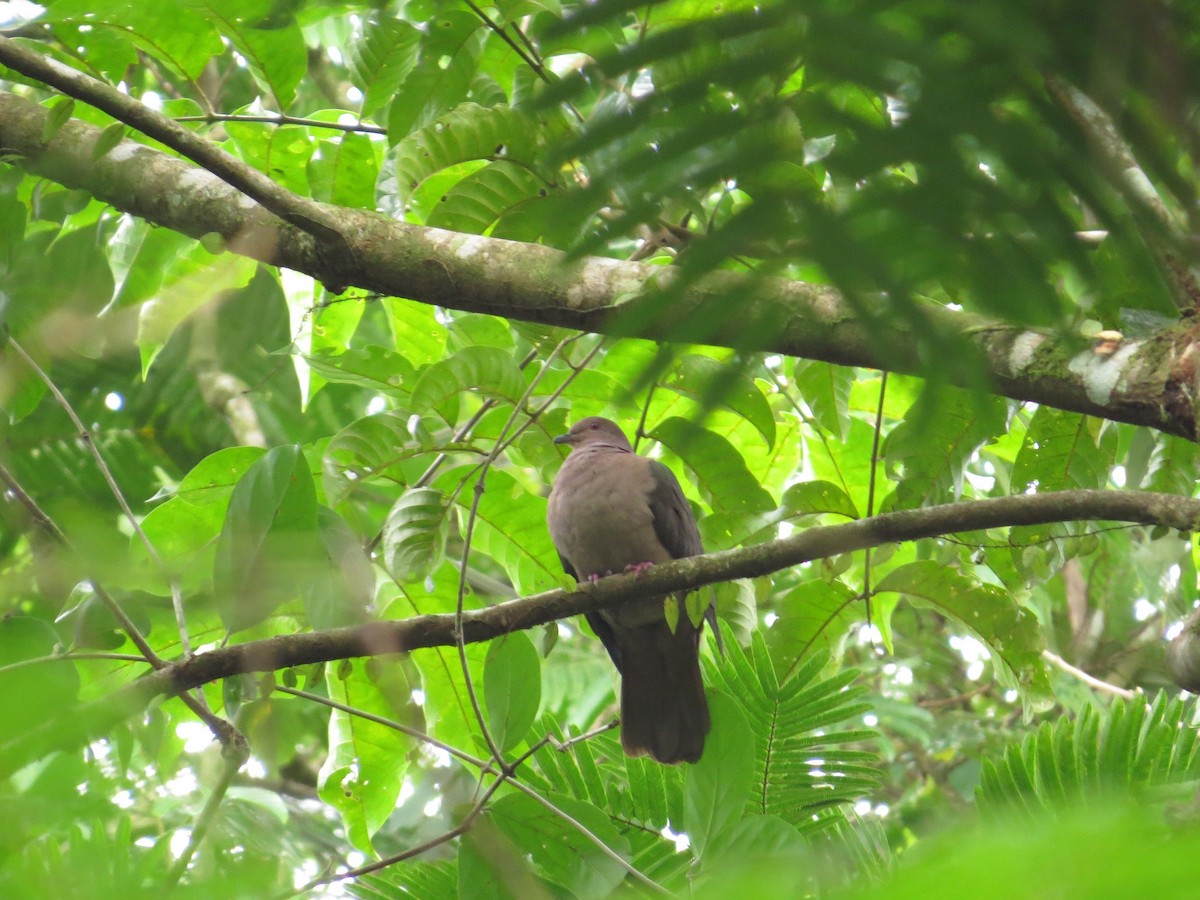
(546, 416), (710, 764)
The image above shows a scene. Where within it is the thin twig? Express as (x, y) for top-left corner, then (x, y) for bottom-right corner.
(0, 652), (151, 676)
(0, 462), (240, 750)
(506, 778), (672, 895)
(0, 461), (165, 667)
(277, 685), (491, 771)
(863, 370), (888, 626)
(9, 338), (194, 657)
(1041, 648), (1140, 700)
(451, 336), (584, 765)
(174, 112), (386, 134)
(279, 684), (665, 892)
(460, 0), (547, 81)
(283, 775), (505, 898)
(547, 720), (621, 751)
(163, 737), (244, 891)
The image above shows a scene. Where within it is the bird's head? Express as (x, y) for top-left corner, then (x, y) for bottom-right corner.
(553, 417), (634, 451)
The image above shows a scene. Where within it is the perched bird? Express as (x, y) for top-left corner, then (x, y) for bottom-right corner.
(546, 417), (711, 764)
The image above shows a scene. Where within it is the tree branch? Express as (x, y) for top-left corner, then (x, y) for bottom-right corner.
(0, 36), (343, 243)
(0, 488), (1194, 778)
(1, 90), (1198, 439)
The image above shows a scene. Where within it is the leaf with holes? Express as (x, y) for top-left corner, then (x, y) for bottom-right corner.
(322, 410), (434, 506)
(389, 103), (544, 205)
(427, 160), (551, 234)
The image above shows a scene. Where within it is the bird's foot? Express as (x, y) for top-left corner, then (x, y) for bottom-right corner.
(624, 561), (655, 577)
(587, 573), (603, 584)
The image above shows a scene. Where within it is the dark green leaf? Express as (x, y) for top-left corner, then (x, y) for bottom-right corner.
(213, 444), (320, 632)
(484, 631), (542, 752)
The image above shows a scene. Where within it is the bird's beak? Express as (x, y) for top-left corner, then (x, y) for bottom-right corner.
(552, 433), (572, 445)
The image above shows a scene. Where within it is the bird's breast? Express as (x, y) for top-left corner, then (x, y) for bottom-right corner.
(548, 452), (672, 579)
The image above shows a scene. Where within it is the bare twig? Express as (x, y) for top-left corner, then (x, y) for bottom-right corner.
(8, 338), (194, 656)
(283, 775), (504, 898)
(163, 739), (246, 891)
(1041, 648), (1140, 700)
(0, 464), (241, 752)
(460, 0), (547, 81)
(174, 112), (386, 135)
(276, 685), (491, 771)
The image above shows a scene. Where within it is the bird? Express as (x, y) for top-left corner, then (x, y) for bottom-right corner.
(546, 416), (711, 764)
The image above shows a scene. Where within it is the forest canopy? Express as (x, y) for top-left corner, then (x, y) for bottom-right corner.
(3, 0), (1200, 896)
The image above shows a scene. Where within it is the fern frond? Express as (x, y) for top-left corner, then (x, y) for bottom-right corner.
(978, 692), (1200, 818)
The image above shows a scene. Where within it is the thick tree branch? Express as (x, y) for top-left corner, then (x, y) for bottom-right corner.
(0, 488), (1195, 778)
(1, 88), (1198, 438)
(0, 36), (344, 245)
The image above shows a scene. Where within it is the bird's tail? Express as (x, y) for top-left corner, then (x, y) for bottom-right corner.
(618, 621), (710, 765)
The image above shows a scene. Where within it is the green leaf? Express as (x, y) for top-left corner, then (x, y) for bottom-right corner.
(308, 132), (378, 208)
(487, 792), (632, 897)
(174, 447), (267, 508)
(305, 345), (416, 395)
(439, 467), (562, 595)
(385, 12), (485, 142)
(780, 480), (859, 519)
(766, 579), (861, 666)
(213, 444), (320, 632)
(426, 160), (551, 234)
(1012, 406), (1110, 493)
(381, 487), (452, 582)
(42, 0), (223, 80)
(661, 354), (776, 447)
(322, 410), (435, 506)
(977, 693), (1200, 817)
(684, 690), (754, 855)
(484, 631), (542, 752)
(793, 359), (854, 440)
(303, 506), (373, 630)
(884, 385), (1007, 507)
(125, 496), (224, 594)
(412, 642), (488, 753)
(692, 814), (810, 895)
(349, 17), (422, 117)
(91, 121), (125, 159)
(224, 117), (314, 195)
(384, 298), (447, 367)
(704, 630), (878, 831)
(650, 416), (774, 516)
(876, 561), (1051, 707)
(192, 0), (307, 106)
(317, 658), (412, 852)
(0, 617), (80, 734)
(410, 346), (525, 425)
(388, 103), (544, 205)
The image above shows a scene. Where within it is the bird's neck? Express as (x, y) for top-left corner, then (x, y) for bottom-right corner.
(575, 441), (632, 454)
